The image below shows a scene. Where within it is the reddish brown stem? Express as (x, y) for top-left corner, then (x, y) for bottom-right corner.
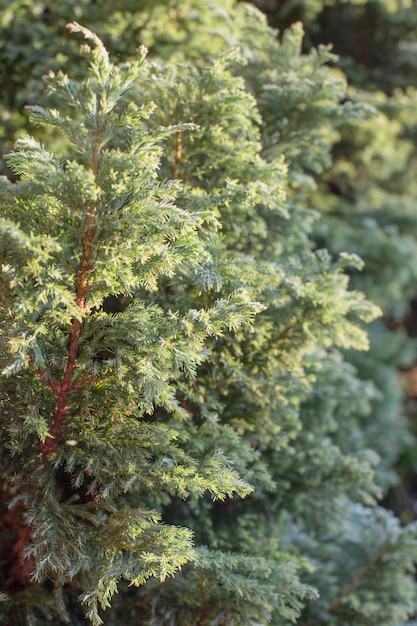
(0, 502), (36, 594)
(32, 364), (60, 394)
(40, 201), (97, 457)
(40, 131), (101, 456)
(39, 321), (80, 456)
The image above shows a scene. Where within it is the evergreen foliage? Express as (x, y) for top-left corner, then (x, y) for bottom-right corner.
(1, 2), (417, 625)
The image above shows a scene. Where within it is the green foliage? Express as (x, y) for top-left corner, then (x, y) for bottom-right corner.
(1, 2), (417, 626)
(292, 502), (417, 625)
(0, 23), (266, 625)
(144, 547), (318, 626)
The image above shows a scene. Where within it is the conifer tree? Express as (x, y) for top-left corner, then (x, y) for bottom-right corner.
(2, 2), (417, 626)
(0, 23), (265, 624)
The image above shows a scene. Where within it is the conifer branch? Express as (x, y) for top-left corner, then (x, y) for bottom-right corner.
(31, 362), (60, 394)
(271, 323), (297, 346)
(40, 130), (102, 457)
(325, 544), (389, 613)
(269, 310), (313, 350)
(260, 129), (293, 156)
(171, 131), (182, 179)
(300, 544), (390, 626)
